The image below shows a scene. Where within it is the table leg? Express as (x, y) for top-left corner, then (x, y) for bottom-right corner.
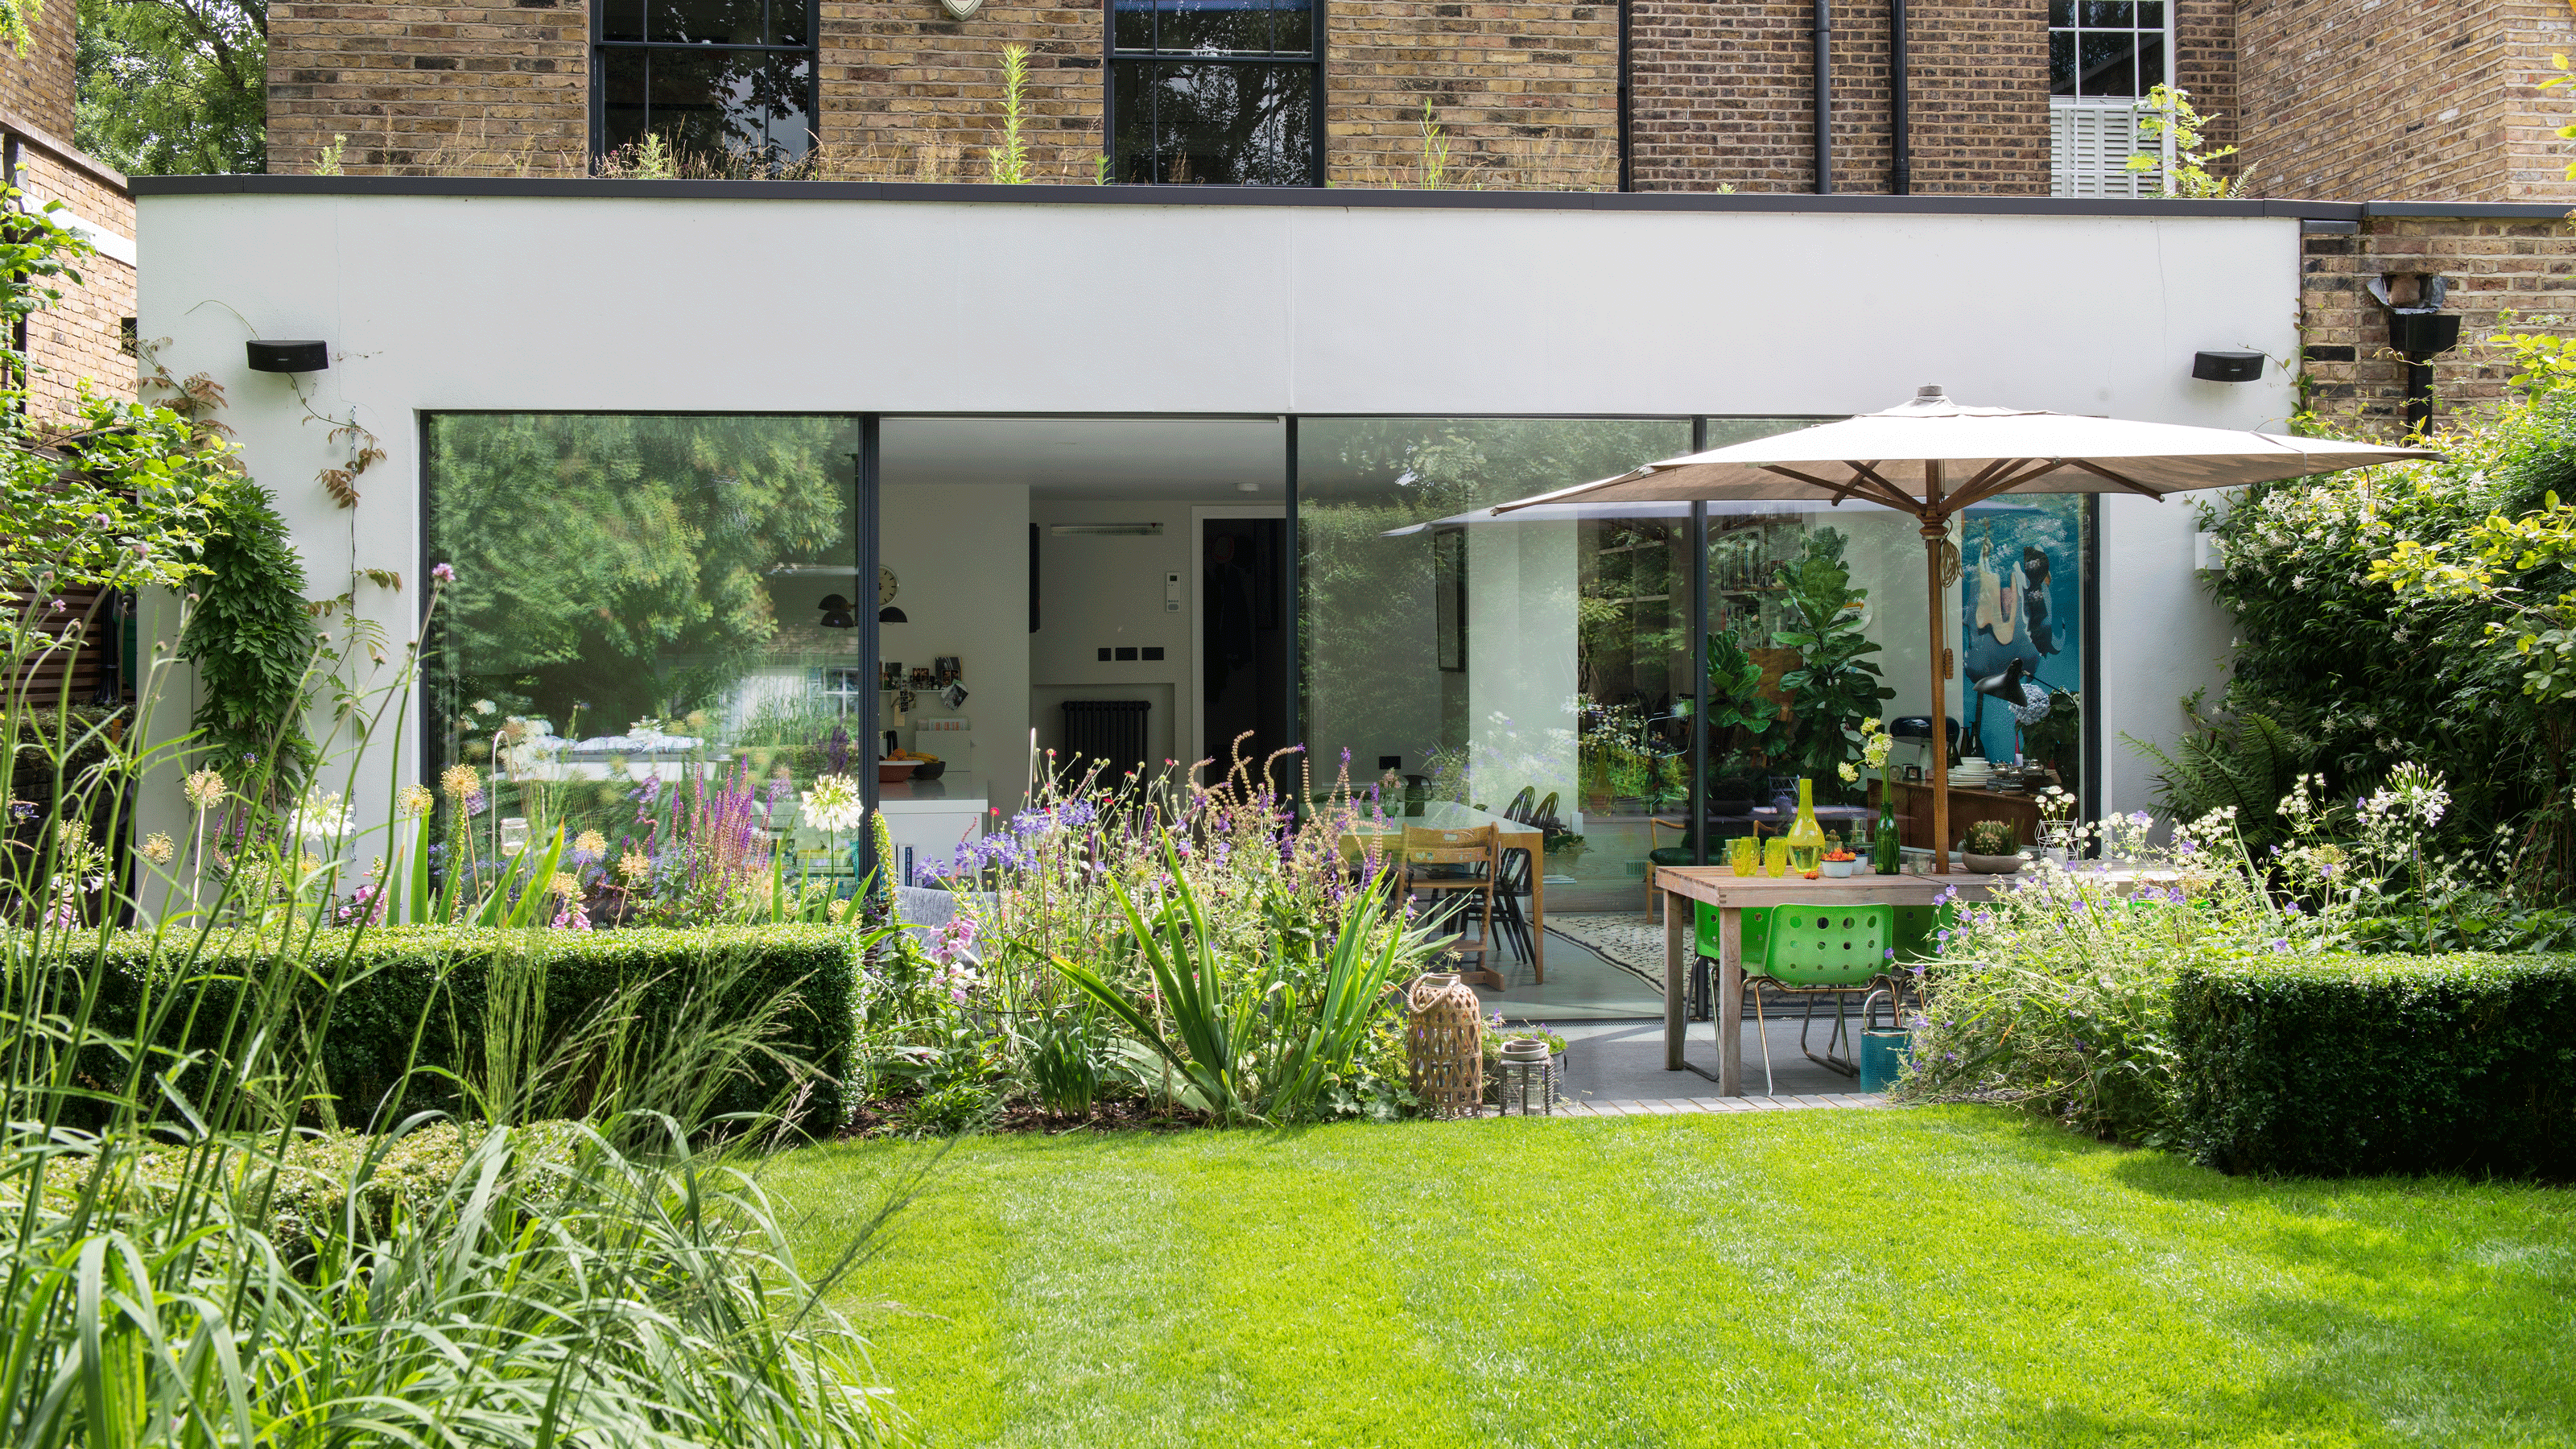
(1530, 844), (1546, 985)
(1663, 881), (1686, 1071)
(1719, 906), (1744, 1097)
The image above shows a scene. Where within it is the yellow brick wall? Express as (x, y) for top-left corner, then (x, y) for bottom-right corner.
(2299, 216), (2576, 435)
(1629, 1), (2049, 196)
(1327, 0), (1619, 191)
(267, 0), (592, 177)
(2235, 0), (2576, 204)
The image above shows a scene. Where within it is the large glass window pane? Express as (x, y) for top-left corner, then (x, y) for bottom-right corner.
(604, 50), (811, 164)
(1114, 60), (1310, 184)
(2079, 31), (2137, 97)
(422, 415), (861, 855)
(1298, 419), (1692, 916)
(2049, 31), (2075, 96)
(1698, 493), (2089, 853)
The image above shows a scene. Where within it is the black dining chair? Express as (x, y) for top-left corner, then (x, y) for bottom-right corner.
(1501, 786), (1537, 825)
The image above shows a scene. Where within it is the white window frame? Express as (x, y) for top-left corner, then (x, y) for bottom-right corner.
(2048, 6), (2177, 199)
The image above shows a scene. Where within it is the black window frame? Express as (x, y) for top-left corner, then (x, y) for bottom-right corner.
(2048, 1), (2169, 101)
(1107, 0), (1327, 187)
(590, 0), (822, 174)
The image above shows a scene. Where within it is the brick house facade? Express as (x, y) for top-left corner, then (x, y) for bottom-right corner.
(261, 0), (2241, 192)
(0, 0), (137, 420)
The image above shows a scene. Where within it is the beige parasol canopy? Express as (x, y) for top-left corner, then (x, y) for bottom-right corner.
(1491, 386), (2441, 871)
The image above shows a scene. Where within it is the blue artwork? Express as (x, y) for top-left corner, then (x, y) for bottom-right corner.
(1957, 500), (2082, 766)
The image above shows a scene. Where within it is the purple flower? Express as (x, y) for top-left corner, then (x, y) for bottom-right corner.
(2268, 938), (2291, 953)
(431, 562), (456, 583)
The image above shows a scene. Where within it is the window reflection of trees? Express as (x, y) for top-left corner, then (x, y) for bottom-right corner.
(423, 415), (857, 739)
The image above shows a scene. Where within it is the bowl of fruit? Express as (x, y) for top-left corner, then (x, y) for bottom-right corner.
(1820, 847), (1859, 878)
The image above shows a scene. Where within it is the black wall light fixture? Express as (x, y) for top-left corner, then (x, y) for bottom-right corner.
(246, 340), (328, 373)
(2191, 350), (2264, 382)
(816, 594), (858, 629)
(2368, 275), (2459, 436)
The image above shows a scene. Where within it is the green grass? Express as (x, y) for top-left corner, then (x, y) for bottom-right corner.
(766, 1107), (2576, 1448)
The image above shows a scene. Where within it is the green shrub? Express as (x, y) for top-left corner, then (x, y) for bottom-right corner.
(2174, 952), (2576, 1179)
(88, 923), (863, 1131)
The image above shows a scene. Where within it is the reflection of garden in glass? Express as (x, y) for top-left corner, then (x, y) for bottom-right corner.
(1296, 418), (1690, 898)
(422, 414), (860, 856)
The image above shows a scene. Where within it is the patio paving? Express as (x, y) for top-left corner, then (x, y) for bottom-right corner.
(1527, 1015), (1882, 1104)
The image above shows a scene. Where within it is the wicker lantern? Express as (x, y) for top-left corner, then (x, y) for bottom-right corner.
(1495, 1036), (1556, 1116)
(1405, 972), (1484, 1120)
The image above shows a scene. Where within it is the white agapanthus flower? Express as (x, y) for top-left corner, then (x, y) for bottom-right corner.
(804, 774), (867, 833)
(292, 791), (352, 845)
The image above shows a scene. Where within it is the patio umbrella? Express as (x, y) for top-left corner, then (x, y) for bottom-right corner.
(1490, 386), (2440, 872)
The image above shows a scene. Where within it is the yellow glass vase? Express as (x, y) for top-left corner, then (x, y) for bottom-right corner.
(1785, 778), (1829, 873)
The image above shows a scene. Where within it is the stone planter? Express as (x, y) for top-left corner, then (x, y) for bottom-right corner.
(1961, 852), (2025, 875)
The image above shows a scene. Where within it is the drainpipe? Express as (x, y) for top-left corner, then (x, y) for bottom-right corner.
(1889, 0), (1910, 194)
(3, 134), (22, 407)
(1813, 1), (1833, 193)
(1617, 0), (1633, 192)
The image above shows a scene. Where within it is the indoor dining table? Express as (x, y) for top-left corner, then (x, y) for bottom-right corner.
(1654, 865), (2009, 1096)
(1343, 800), (1547, 980)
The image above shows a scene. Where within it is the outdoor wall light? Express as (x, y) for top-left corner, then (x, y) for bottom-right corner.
(816, 594), (857, 629)
(246, 340), (329, 373)
(2190, 350), (2264, 382)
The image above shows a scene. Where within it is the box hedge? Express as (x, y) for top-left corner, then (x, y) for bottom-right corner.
(2174, 952), (2576, 1179)
(81, 924), (863, 1132)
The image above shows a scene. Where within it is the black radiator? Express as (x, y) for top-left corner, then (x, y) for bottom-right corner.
(1060, 700), (1152, 781)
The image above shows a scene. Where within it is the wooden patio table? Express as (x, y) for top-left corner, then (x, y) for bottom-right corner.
(1654, 866), (2010, 1096)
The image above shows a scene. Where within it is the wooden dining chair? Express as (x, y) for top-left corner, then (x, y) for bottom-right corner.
(1399, 824), (1502, 989)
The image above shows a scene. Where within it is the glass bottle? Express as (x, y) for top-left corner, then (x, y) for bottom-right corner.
(1872, 769), (1903, 875)
(1785, 778), (1828, 873)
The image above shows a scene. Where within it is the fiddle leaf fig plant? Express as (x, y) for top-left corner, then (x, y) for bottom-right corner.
(1706, 631), (1776, 743)
(1773, 527), (1894, 794)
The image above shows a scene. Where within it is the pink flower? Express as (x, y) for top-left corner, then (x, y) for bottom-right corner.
(431, 562), (456, 583)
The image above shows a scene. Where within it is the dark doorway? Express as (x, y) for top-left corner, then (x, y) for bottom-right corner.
(1203, 516), (1286, 774)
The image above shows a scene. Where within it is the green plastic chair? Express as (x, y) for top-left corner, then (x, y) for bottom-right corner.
(1744, 902), (1895, 1095)
(1765, 904), (1894, 986)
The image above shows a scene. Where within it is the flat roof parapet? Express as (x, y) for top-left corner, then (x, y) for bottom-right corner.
(132, 174), (2574, 224)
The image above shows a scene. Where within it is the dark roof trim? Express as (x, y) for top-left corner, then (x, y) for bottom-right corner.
(126, 174), (2576, 222)
(2359, 200), (2576, 220)
(129, 172), (2345, 217)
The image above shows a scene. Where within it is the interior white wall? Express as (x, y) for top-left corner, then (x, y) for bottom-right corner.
(1028, 502), (1195, 778)
(133, 192), (2297, 832)
(1464, 521), (1579, 819)
(879, 481), (1031, 804)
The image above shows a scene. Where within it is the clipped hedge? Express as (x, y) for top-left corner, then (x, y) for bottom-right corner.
(2174, 952), (2576, 1179)
(84, 924), (862, 1132)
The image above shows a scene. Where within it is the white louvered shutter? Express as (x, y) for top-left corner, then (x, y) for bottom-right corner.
(2051, 99), (2157, 198)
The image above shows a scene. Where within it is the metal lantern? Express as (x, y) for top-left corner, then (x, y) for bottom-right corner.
(1495, 1036), (1557, 1116)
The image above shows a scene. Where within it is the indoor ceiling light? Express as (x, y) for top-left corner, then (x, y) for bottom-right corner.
(1236, 481), (1261, 493)
(816, 594), (857, 630)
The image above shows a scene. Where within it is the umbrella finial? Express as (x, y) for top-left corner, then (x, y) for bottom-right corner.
(1915, 384), (1947, 402)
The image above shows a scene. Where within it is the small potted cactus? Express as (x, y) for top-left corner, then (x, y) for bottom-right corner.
(1959, 819), (2025, 875)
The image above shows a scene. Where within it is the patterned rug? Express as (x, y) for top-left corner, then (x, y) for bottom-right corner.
(1545, 914), (1670, 991)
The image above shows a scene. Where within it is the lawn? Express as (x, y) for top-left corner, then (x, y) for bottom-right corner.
(766, 1107), (2576, 1448)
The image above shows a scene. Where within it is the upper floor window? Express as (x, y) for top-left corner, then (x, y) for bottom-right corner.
(1109, 0), (1322, 185)
(2050, 1), (2165, 99)
(594, 0), (817, 172)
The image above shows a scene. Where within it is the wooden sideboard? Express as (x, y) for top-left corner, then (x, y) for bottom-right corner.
(1868, 778), (2045, 852)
